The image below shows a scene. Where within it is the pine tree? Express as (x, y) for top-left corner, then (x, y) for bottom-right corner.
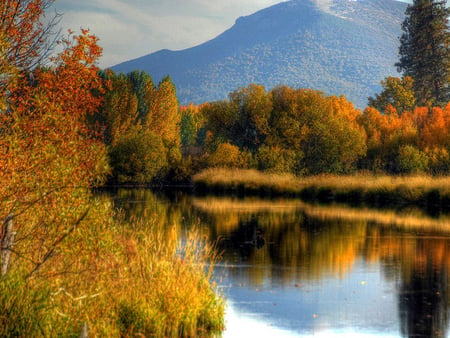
(396, 0), (450, 107)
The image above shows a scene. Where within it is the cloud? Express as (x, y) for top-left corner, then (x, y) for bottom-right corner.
(50, 0), (285, 68)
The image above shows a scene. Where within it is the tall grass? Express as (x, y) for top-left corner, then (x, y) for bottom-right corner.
(193, 168), (450, 208)
(0, 198), (224, 337)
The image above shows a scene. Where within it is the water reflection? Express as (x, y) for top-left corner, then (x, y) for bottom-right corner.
(108, 189), (450, 337)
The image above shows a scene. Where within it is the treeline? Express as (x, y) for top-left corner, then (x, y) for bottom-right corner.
(96, 72), (450, 184)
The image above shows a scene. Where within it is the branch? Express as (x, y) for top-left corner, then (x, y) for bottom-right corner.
(26, 208), (90, 279)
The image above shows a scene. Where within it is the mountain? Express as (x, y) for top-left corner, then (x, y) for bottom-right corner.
(112, 0), (407, 108)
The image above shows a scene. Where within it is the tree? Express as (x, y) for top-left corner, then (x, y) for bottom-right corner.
(146, 76), (181, 165)
(108, 127), (167, 184)
(94, 71), (139, 145)
(0, 0), (60, 92)
(368, 76), (416, 115)
(396, 0), (450, 106)
(0, 29), (109, 279)
(127, 70), (154, 121)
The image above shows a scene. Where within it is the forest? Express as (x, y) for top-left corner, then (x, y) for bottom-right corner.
(96, 72), (450, 185)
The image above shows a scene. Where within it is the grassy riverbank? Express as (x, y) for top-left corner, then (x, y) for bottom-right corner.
(193, 168), (450, 210)
(0, 200), (224, 337)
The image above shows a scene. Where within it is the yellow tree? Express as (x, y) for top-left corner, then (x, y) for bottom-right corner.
(146, 76), (181, 165)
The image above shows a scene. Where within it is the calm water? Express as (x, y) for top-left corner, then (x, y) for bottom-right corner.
(110, 189), (450, 338)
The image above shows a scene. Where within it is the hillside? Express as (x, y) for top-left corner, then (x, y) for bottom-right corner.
(112, 0), (407, 108)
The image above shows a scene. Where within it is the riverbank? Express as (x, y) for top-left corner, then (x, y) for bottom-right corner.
(193, 168), (450, 211)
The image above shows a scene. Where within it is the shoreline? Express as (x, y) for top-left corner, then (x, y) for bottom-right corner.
(192, 168), (450, 212)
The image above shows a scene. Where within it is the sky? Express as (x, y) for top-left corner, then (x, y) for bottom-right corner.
(49, 0), (288, 68)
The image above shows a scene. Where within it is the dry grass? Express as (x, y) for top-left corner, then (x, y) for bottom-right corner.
(193, 168), (450, 207)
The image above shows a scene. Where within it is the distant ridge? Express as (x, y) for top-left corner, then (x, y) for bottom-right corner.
(112, 0), (407, 108)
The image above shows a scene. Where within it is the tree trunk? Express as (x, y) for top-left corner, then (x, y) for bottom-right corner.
(1, 214), (16, 277)
(80, 322), (89, 338)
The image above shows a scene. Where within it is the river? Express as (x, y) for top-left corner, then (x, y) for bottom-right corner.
(109, 188), (450, 337)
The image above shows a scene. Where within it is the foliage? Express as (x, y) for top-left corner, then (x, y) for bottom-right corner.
(200, 85), (366, 175)
(147, 76), (182, 166)
(180, 103), (206, 148)
(89, 70), (183, 184)
(208, 142), (246, 169)
(426, 147), (450, 175)
(297, 93), (367, 174)
(368, 76), (416, 114)
(0, 30), (109, 279)
(397, 144), (429, 174)
(359, 103), (450, 174)
(108, 127), (167, 184)
(94, 70), (139, 145)
(127, 70), (154, 121)
(257, 145), (299, 173)
(0, 0), (59, 82)
(397, 0), (450, 106)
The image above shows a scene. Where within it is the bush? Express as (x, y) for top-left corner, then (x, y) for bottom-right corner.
(208, 142), (243, 168)
(426, 147), (450, 175)
(109, 128), (168, 184)
(257, 145), (299, 173)
(397, 145), (429, 174)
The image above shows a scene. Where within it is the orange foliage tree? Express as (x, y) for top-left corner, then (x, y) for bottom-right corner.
(0, 29), (109, 277)
(0, 0), (60, 90)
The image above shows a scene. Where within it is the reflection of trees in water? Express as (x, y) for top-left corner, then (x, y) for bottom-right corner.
(395, 239), (450, 338)
(105, 191), (450, 337)
(399, 264), (448, 337)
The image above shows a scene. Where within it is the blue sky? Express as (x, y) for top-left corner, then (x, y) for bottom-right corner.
(49, 0), (287, 68)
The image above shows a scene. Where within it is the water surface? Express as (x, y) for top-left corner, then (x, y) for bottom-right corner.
(110, 189), (450, 337)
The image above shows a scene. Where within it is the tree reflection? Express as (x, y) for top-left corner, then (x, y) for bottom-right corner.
(191, 195), (450, 337)
(103, 190), (450, 337)
(397, 239), (449, 338)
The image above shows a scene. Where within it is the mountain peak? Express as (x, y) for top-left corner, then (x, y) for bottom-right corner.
(112, 0), (406, 108)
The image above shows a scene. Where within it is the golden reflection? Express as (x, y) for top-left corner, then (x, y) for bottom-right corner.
(107, 190), (450, 337)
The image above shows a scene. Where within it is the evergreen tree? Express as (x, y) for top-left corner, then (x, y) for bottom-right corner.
(396, 0), (450, 107)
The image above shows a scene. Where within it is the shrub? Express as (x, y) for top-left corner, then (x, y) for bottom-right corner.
(426, 147), (450, 175)
(109, 128), (168, 184)
(397, 145), (429, 174)
(257, 145), (299, 173)
(208, 142), (242, 168)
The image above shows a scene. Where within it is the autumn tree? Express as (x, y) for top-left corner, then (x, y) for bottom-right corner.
(397, 0), (450, 106)
(0, 30), (109, 278)
(0, 0), (60, 92)
(93, 71), (139, 145)
(109, 126), (167, 184)
(368, 76), (416, 114)
(299, 93), (367, 174)
(146, 76), (181, 166)
(228, 84), (272, 151)
(180, 103), (206, 149)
